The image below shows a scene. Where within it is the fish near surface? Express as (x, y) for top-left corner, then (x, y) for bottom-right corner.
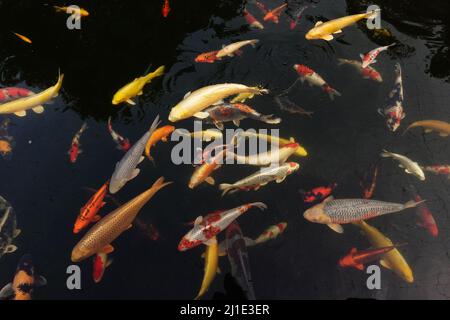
(244, 10), (264, 30)
(112, 66), (165, 106)
(68, 123), (88, 164)
(0, 196), (20, 259)
(109, 115), (160, 194)
(403, 120), (450, 138)
(0, 254), (46, 300)
(71, 177), (172, 262)
(216, 39), (259, 59)
(337, 59), (382, 82)
(226, 222), (256, 300)
(353, 220), (414, 283)
(378, 63), (405, 132)
(168, 84), (268, 122)
(145, 125), (175, 162)
(253, 222), (287, 245)
(303, 196), (423, 233)
(293, 64), (341, 100)
(230, 143), (299, 167)
(305, 10), (380, 41)
(380, 149), (425, 181)
(0, 73), (63, 117)
(339, 246), (399, 271)
(195, 237), (219, 300)
(108, 117), (131, 152)
(178, 202), (267, 251)
(263, 3), (287, 24)
(360, 43), (396, 69)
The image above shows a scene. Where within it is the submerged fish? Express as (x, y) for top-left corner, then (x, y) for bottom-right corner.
(73, 180), (109, 234)
(0, 73), (63, 117)
(107, 117), (131, 152)
(178, 202), (267, 251)
(244, 10), (264, 30)
(145, 125), (175, 162)
(0, 254), (46, 300)
(219, 162), (300, 196)
(231, 143), (299, 167)
(339, 245), (399, 271)
(13, 32), (32, 44)
(380, 149), (425, 181)
(337, 59), (382, 82)
(168, 84), (268, 122)
(403, 120), (450, 138)
(195, 50), (220, 63)
(263, 3), (287, 24)
(204, 103), (281, 130)
(253, 222), (287, 245)
(216, 40), (259, 59)
(112, 66), (165, 106)
(226, 222), (256, 300)
(409, 185), (438, 237)
(0, 196), (20, 259)
(303, 196), (422, 233)
(293, 64), (341, 100)
(189, 148), (227, 189)
(68, 123), (88, 164)
(71, 177), (172, 262)
(305, 10), (380, 41)
(195, 237), (219, 300)
(378, 63), (405, 132)
(92, 253), (112, 284)
(289, 5), (308, 30)
(54, 6), (90, 17)
(300, 183), (337, 203)
(354, 220), (414, 283)
(162, 0), (170, 18)
(360, 43), (396, 69)
(177, 129), (223, 142)
(109, 116), (160, 194)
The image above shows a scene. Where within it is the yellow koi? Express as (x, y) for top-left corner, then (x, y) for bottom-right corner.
(13, 32), (32, 44)
(403, 120), (450, 138)
(54, 6), (90, 17)
(112, 66), (165, 106)
(240, 131), (307, 157)
(195, 237), (219, 300)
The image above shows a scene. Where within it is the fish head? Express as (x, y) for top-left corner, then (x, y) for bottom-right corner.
(286, 162), (300, 174)
(112, 91), (127, 105)
(303, 204), (331, 225)
(71, 244), (92, 263)
(305, 28), (321, 40)
(73, 222), (84, 234)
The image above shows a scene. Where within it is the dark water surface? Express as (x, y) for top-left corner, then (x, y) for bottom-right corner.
(0, 0), (449, 299)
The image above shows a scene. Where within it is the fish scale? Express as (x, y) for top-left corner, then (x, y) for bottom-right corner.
(324, 199), (405, 224)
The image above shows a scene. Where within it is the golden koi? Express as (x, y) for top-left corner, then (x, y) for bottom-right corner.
(54, 6), (90, 17)
(403, 120), (450, 138)
(112, 66), (165, 106)
(195, 237), (219, 300)
(240, 131), (308, 157)
(13, 32), (32, 44)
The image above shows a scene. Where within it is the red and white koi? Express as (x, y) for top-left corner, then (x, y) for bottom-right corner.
(360, 43), (396, 69)
(289, 5), (308, 30)
(422, 165), (450, 179)
(244, 9), (264, 30)
(337, 59), (383, 82)
(92, 253), (113, 283)
(107, 117), (131, 152)
(231, 143), (299, 166)
(68, 123), (88, 163)
(293, 64), (341, 100)
(178, 202), (267, 251)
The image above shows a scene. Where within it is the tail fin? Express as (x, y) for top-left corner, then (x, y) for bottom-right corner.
(145, 65), (165, 83)
(148, 115), (161, 134)
(337, 58), (347, 66)
(249, 202), (268, 211)
(250, 86), (269, 95)
(260, 114), (281, 124)
(323, 85), (341, 100)
(404, 199), (426, 209)
(380, 149), (391, 158)
(219, 183), (233, 197)
(244, 237), (256, 247)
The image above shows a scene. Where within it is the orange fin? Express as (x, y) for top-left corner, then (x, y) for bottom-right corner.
(101, 245), (114, 254)
(355, 263), (364, 271)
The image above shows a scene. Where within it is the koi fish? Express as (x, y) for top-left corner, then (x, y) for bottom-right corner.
(403, 120), (450, 138)
(0, 254), (46, 300)
(253, 0), (268, 15)
(263, 3), (287, 24)
(219, 162), (300, 196)
(71, 177), (171, 262)
(195, 237), (219, 300)
(73, 180), (109, 234)
(289, 5), (308, 30)
(244, 10), (264, 30)
(112, 66), (165, 106)
(305, 10), (380, 41)
(68, 123), (88, 164)
(178, 202), (267, 251)
(361, 166), (378, 199)
(409, 185), (438, 237)
(54, 6), (90, 18)
(162, 0), (170, 18)
(339, 245), (399, 271)
(109, 116), (160, 194)
(231, 143), (299, 167)
(360, 43), (396, 68)
(189, 149), (227, 189)
(226, 222), (256, 300)
(195, 50), (220, 63)
(203, 103), (281, 130)
(107, 117), (131, 152)
(253, 222), (287, 245)
(230, 86), (265, 103)
(145, 125), (175, 162)
(337, 59), (382, 82)
(380, 150), (425, 181)
(176, 129), (223, 142)
(92, 253), (113, 283)
(216, 40), (259, 59)
(423, 165), (450, 178)
(353, 220), (413, 283)
(168, 84), (268, 122)
(303, 196), (423, 234)
(0, 87), (42, 106)
(300, 183), (337, 203)
(275, 95), (314, 118)
(293, 64), (341, 100)
(239, 131), (308, 157)
(378, 63), (405, 132)
(0, 118), (14, 159)
(13, 32), (32, 44)
(0, 73), (63, 117)
(0, 196), (20, 258)
(135, 218), (160, 241)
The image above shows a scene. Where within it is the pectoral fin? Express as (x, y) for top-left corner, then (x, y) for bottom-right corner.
(32, 106), (45, 114)
(380, 259), (392, 270)
(321, 34), (334, 41)
(327, 223), (343, 234)
(205, 177), (215, 185)
(14, 110), (27, 117)
(193, 112), (210, 119)
(276, 176), (286, 183)
(214, 121), (224, 130)
(130, 168), (141, 180)
(355, 263), (365, 271)
(333, 29), (343, 34)
(101, 245), (114, 254)
(126, 99), (136, 106)
(439, 133), (449, 137)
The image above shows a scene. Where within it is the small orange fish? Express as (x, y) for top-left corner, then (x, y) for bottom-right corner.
(162, 0), (171, 18)
(73, 180), (109, 234)
(195, 50), (220, 63)
(13, 32), (32, 44)
(263, 3), (287, 24)
(145, 125), (175, 162)
(361, 166), (378, 199)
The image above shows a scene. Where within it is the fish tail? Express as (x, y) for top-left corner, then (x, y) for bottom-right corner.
(145, 66), (165, 83)
(150, 177), (173, 195)
(249, 202), (268, 211)
(250, 86), (269, 95)
(219, 183), (233, 196)
(404, 199), (426, 209)
(323, 85), (341, 100)
(149, 115), (161, 133)
(260, 114), (281, 124)
(380, 149), (391, 158)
